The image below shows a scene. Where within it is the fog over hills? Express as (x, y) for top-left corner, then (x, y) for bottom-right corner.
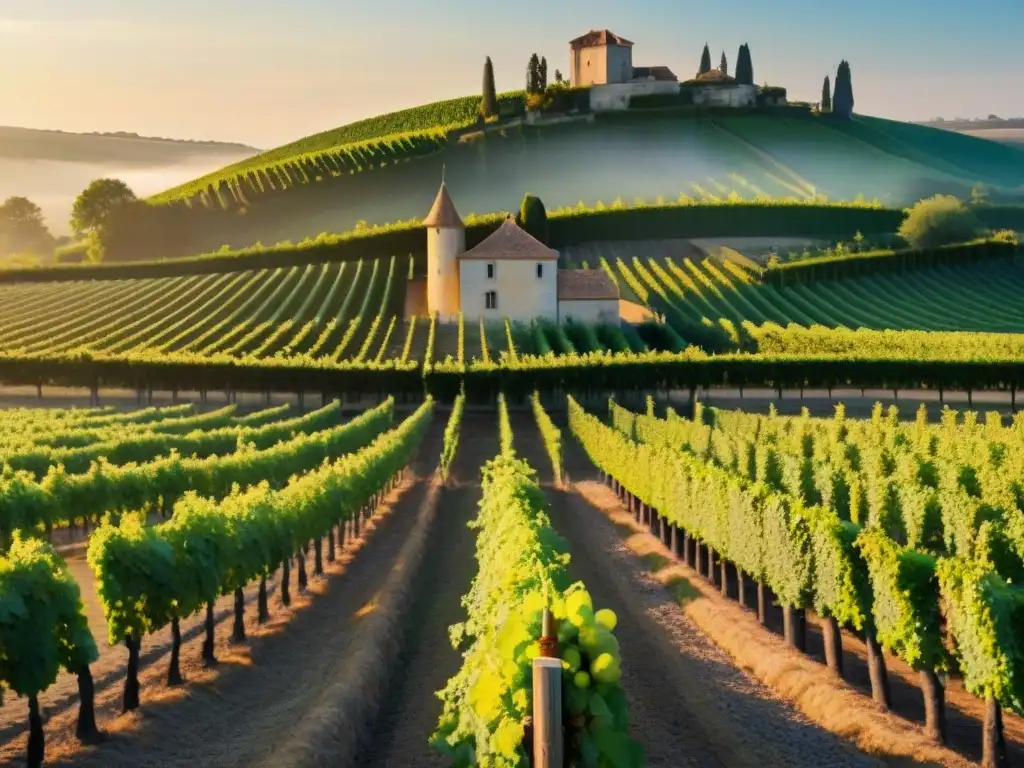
(0, 126), (258, 234)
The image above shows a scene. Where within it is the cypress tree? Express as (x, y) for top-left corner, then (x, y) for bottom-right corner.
(518, 194), (549, 244)
(481, 57), (498, 118)
(720, 51), (728, 76)
(539, 56), (548, 90)
(699, 44), (712, 75)
(527, 53), (541, 94)
(735, 44), (753, 85)
(833, 60), (855, 118)
(821, 75), (832, 112)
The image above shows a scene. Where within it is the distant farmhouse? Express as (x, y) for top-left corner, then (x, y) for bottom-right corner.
(565, 29), (785, 112)
(423, 182), (620, 325)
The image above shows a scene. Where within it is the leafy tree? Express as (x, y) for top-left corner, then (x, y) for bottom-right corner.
(735, 43), (754, 84)
(720, 51), (728, 76)
(898, 195), (987, 249)
(539, 56), (548, 90)
(832, 60), (855, 119)
(699, 44), (712, 74)
(517, 193), (549, 244)
(554, 69), (563, 84)
(0, 197), (53, 256)
(481, 57), (498, 119)
(821, 75), (832, 112)
(71, 178), (136, 235)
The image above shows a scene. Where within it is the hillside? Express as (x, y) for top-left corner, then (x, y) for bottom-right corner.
(0, 125), (257, 166)
(131, 97), (1024, 258)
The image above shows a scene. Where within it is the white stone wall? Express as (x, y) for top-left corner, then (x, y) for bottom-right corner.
(426, 226), (463, 320)
(692, 84), (757, 107)
(459, 259), (557, 322)
(589, 80), (679, 111)
(558, 299), (620, 324)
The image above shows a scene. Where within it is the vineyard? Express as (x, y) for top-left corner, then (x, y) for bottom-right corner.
(133, 111), (1024, 255)
(3, 387), (1023, 768)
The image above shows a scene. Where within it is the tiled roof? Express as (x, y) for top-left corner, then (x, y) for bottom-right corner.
(691, 69), (736, 84)
(457, 216), (559, 261)
(422, 183), (463, 228)
(557, 269), (620, 301)
(632, 65), (678, 82)
(569, 29), (634, 48)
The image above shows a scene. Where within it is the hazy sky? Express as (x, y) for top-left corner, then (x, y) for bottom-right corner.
(1, 0), (1021, 149)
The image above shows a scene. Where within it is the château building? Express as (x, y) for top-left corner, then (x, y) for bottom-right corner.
(423, 182), (619, 325)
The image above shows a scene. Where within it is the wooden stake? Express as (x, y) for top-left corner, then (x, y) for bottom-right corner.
(532, 657), (564, 768)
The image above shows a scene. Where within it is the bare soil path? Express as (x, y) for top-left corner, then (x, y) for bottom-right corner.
(510, 412), (883, 768)
(356, 413), (499, 767)
(0, 417), (445, 768)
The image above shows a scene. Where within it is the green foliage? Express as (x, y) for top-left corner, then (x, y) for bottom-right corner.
(440, 393), (465, 481)
(2, 398), (396, 540)
(71, 178), (137, 235)
(517, 194), (549, 244)
(0, 197), (54, 257)
(89, 400), (432, 647)
(719, 51), (728, 76)
(898, 195), (987, 250)
(431, 452), (640, 767)
(821, 76), (832, 112)
(735, 44), (754, 85)
(699, 43), (712, 75)
(481, 58), (499, 119)
(498, 392), (514, 456)
(938, 554), (1024, 712)
(0, 535), (98, 700)
(764, 236), (1013, 285)
(531, 392), (563, 484)
(832, 60), (855, 119)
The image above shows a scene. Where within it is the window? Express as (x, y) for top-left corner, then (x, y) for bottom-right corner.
(536, 263), (544, 279)
(486, 262), (495, 279)
(485, 290), (497, 310)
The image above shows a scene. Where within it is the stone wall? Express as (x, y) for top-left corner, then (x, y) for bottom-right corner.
(692, 84), (757, 108)
(589, 80), (680, 111)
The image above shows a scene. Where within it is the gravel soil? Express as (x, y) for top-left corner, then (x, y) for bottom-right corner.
(0, 417), (445, 768)
(356, 413), (499, 767)
(511, 412), (884, 768)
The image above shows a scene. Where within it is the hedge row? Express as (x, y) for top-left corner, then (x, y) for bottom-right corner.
(764, 237), (1019, 285)
(0, 200), (904, 283)
(5, 350), (1024, 403)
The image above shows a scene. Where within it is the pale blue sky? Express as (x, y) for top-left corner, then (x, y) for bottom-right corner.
(1, 0), (1021, 148)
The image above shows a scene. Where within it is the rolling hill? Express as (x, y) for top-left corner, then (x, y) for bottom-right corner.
(138, 95), (1024, 257)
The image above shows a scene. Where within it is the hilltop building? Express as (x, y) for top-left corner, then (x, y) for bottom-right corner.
(423, 183), (619, 325)
(567, 29), (781, 111)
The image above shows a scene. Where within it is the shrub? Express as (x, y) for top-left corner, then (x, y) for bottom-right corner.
(898, 195), (987, 249)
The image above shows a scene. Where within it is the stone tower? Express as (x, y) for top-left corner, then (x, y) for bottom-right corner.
(423, 180), (464, 320)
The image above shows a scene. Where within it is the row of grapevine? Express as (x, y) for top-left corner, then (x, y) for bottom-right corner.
(582, 398), (1024, 763)
(87, 398), (433, 717)
(2, 401), (337, 478)
(439, 393), (465, 482)
(0, 399), (395, 543)
(431, 429), (639, 766)
(0, 536), (100, 768)
(531, 392), (563, 486)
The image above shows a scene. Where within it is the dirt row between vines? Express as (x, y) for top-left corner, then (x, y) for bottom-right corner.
(539, 410), (1024, 767)
(0, 418), (447, 768)
(508, 412), (885, 768)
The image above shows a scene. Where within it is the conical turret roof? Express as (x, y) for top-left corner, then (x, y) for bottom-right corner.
(422, 182), (464, 228)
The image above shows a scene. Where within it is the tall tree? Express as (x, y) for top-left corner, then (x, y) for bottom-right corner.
(539, 56), (548, 90)
(526, 53), (542, 94)
(735, 43), (753, 85)
(517, 193), (548, 244)
(0, 197), (53, 256)
(832, 60), (855, 118)
(481, 57), (498, 118)
(821, 75), (832, 112)
(699, 44), (712, 75)
(720, 51), (728, 76)
(554, 69), (563, 84)
(71, 178), (136, 235)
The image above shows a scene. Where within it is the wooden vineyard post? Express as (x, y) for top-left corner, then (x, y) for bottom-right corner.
(532, 609), (563, 768)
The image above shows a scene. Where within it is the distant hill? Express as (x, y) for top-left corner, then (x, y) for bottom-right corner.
(916, 118), (1024, 147)
(0, 126), (259, 165)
